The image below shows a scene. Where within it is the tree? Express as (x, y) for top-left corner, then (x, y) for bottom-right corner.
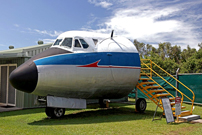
(145, 44), (152, 56)
(133, 39), (152, 58)
(134, 39), (144, 58)
(181, 45), (196, 62)
(169, 45), (181, 64)
(198, 42), (202, 49)
(181, 49), (202, 73)
(158, 42), (171, 58)
(133, 40), (202, 73)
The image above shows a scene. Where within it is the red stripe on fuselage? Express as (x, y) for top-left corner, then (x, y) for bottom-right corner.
(77, 60), (141, 69)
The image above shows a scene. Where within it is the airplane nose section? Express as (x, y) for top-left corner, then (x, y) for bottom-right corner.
(9, 62), (38, 93)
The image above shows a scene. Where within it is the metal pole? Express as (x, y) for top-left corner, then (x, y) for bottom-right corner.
(176, 68), (180, 97)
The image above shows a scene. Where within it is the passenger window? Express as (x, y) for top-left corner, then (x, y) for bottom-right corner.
(74, 39), (81, 48)
(79, 39), (89, 49)
(53, 39), (62, 45)
(61, 38), (72, 48)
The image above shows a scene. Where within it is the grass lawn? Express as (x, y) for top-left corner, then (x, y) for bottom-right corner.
(0, 99), (202, 135)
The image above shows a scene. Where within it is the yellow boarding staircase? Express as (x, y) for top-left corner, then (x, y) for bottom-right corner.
(136, 59), (195, 117)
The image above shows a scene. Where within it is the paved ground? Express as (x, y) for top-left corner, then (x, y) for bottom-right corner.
(0, 106), (22, 112)
(190, 119), (202, 124)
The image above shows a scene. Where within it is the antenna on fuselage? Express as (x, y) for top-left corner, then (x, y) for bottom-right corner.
(111, 30), (114, 39)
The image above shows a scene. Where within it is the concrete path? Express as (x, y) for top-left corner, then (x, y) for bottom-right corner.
(190, 119), (202, 124)
(0, 106), (22, 112)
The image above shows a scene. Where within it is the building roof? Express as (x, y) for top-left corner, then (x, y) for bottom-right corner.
(0, 43), (52, 58)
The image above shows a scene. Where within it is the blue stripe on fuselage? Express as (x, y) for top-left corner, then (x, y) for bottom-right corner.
(34, 52), (140, 67)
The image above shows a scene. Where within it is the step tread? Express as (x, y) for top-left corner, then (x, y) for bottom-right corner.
(146, 85), (160, 89)
(173, 110), (190, 115)
(172, 106), (186, 111)
(181, 110), (191, 113)
(139, 78), (150, 80)
(140, 73), (151, 76)
(170, 102), (175, 105)
(140, 82), (156, 85)
(169, 97), (175, 101)
(150, 89), (165, 93)
(179, 115), (200, 122)
(180, 114), (200, 119)
(155, 93), (170, 97)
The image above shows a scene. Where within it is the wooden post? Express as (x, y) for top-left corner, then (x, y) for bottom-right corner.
(106, 101), (109, 108)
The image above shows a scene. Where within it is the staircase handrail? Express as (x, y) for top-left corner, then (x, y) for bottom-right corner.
(141, 61), (184, 103)
(140, 69), (176, 98)
(141, 59), (195, 113)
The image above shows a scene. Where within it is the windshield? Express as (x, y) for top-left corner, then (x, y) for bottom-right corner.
(75, 39), (81, 48)
(79, 39), (89, 49)
(61, 38), (72, 48)
(53, 39), (62, 45)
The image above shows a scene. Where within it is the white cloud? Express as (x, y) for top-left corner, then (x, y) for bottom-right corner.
(19, 27), (63, 38)
(92, 7), (182, 42)
(0, 44), (6, 46)
(87, 14), (98, 25)
(82, 14), (99, 30)
(27, 28), (32, 31)
(105, 8), (180, 36)
(88, 0), (113, 8)
(14, 24), (20, 27)
(98, 1), (112, 8)
(34, 29), (64, 37)
(41, 39), (55, 44)
(88, 0), (202, 50)
(17, 27), (63, 45)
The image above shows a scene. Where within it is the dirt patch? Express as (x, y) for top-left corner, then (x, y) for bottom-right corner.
(164, 126), (197, 135)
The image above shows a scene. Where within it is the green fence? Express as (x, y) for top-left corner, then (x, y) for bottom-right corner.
(129, 74), (202, 104)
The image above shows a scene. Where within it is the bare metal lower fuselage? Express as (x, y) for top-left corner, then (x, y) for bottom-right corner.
(33, 64), (140, 99)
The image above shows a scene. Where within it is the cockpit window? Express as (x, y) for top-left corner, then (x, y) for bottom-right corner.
(79, 39), (89, 49)
(53, 39), (62, 45)
(61, 38), (72, 48)
(74, 39), (81, 48)
(93, 39), (98, 45)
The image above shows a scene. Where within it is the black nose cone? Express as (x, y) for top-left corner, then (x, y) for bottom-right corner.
(9, 62), (38, 93)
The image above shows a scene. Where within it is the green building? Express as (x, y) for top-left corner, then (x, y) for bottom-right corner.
(0, 42), (52, 108)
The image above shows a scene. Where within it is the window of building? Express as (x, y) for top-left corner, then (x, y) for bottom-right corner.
(79, 39), (89, 49)
(61, 38), (72, 48)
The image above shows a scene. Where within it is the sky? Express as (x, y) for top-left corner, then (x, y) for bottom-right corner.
(0, 0), (202, 51)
